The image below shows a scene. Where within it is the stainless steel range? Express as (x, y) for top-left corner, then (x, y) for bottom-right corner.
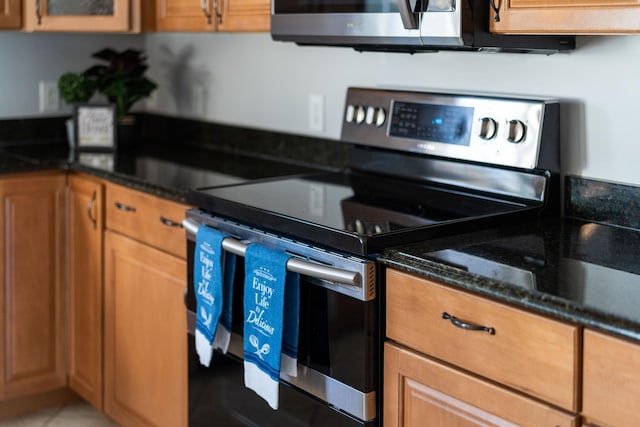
(182, 87), (560, 426)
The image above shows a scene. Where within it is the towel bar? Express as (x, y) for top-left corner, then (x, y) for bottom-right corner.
(183, 218), (362, 288)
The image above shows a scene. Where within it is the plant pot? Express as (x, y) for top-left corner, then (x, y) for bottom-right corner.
(116, 115), (140, 151)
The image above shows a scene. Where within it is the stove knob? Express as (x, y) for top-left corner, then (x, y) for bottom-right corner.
(478, 117), (497, 140)
(345, 105), (355, 123)
(365, 106), (375, 125)
(507, 119), (527, 143)
(374, 107), (387, 127)
(355, 106), (366, 124)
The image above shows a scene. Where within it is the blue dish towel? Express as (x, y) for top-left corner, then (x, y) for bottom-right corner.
(243, 243), (300, 409)
(194, 226), (235, 366)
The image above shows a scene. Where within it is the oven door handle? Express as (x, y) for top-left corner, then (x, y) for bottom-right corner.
(183, 218), (362, 288)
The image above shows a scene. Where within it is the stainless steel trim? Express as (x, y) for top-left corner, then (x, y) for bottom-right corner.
(186, 310), (376, 422)
(183, 213), (376, 301)
(398, 0), (419, 30)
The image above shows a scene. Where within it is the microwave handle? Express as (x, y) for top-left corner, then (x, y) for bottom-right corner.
(183, 218), (362, 289)
(398, 0), (419, 29)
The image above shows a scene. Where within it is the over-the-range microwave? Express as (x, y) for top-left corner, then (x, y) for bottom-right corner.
(271, 0), (575, 53)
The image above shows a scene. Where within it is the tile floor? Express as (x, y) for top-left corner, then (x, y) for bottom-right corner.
(0, 402), (119, 427)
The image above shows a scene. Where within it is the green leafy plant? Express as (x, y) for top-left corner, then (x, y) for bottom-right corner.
(58, 48), (157, 121)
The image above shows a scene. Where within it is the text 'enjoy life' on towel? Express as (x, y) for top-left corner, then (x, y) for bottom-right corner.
(243, 243), (300, 409)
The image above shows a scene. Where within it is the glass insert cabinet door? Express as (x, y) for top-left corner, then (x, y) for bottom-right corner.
(25, 0), (133, 31)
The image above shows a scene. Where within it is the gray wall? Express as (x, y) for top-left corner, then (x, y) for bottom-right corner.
(0, 31), (638, 187)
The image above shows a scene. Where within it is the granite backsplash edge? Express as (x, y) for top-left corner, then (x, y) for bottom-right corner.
(0, 113), (350, 170)
(565, 175), (640, 230)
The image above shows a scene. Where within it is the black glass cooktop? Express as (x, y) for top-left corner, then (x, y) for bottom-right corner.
(188, 171), (535, 256)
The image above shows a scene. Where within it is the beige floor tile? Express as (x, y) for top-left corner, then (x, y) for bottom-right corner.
(0, 405), (59, 427)
(46, 402), (120, 427)
(0, 402), (119, 427)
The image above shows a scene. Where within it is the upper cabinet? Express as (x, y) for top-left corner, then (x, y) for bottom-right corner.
(217, 0), (269, 32)
(154, 0), (215, 31)
(23, 0), (145, 32)
(154, 0), (269, 32)
(490, 1), (640, 34)
(0, 0), (21, 29)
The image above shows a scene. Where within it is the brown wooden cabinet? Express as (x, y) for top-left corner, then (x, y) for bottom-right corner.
(0, 172), (67, 401)
(385, 343), (578, 427)
(0, 0), (21, 29)
(23, 0), (146, 32)
(67, 174), (104, 410)
(103, 230), (187, 427)
(490, 1), (640, 34)
(103, 183), (189, 427)
(582, 329), (640, 427)
(153, 0), (268, 32)
(217, 0), (269, 32)
(385, 268), (580, 426)
(154, 0), (216, 31)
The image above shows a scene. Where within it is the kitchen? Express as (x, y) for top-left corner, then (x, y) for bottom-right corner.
(1, 2), (640, 427)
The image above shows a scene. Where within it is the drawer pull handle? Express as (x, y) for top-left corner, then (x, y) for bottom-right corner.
(115, 202), (136, 212)
(442, 312), (495, 335)
(160, 216), (183, 228)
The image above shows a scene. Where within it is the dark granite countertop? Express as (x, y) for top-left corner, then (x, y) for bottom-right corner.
(0, 139), (324, 204)
(3, 116), (640, 345)
(381, 217), (640, 343)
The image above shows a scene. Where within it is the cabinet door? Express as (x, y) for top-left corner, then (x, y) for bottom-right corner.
(0, 172), (66, 400)
(23, 0), (135, 32)
(104, 231), (187, 427)
(155, 0), (215, 31)
(68, 174), (104, 410)
(490, 1), (640, 34)
(384, 343), (578, 427)
(386, 269), (579, 412)
(583, 329), (640, 427)
(0, 0), (21, 29)
(218, 0), (269, 32)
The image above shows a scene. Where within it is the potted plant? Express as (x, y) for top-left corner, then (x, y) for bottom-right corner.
(58, 48), (157, 147)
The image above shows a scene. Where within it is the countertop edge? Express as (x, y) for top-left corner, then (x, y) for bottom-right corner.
(380, 250), (640, 343)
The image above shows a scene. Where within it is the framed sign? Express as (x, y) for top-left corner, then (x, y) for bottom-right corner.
(74, 104), (116, 151)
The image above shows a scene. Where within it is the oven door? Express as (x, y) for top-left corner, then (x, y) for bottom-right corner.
(184, 211), (379, 426)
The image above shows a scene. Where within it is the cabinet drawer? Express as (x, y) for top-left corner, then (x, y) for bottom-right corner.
(384, 343), (578, 427)
(106, 183), (190, 259)
(583, 329), (640, 427)
(386, 269), (579, 411)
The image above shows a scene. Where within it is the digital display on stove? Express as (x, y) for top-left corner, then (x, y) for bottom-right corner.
(389, 101), (474, 146)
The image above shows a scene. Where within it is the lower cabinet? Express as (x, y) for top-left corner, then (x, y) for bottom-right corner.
(385, 343), (578, 427)
(0, 172), (67, 400)
(103, 230), (187, 427)
(385, 268), (580, 427)
(67, 174), (104, 409)
(582, 329), (640, 427)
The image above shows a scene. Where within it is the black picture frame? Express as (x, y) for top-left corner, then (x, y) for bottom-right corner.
(73, 104), (117, 152)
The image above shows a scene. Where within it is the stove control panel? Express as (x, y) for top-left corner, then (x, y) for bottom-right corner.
(341, 87), (559, 170)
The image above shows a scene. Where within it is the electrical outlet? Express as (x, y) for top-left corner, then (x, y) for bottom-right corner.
(308, 94), (324, 132)
(39, 81), (59, 112)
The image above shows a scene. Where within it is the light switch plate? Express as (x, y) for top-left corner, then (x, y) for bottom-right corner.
(39, 80), (59, 112)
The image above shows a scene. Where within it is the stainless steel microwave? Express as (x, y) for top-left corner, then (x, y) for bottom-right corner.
(271, 0), (574, 53)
